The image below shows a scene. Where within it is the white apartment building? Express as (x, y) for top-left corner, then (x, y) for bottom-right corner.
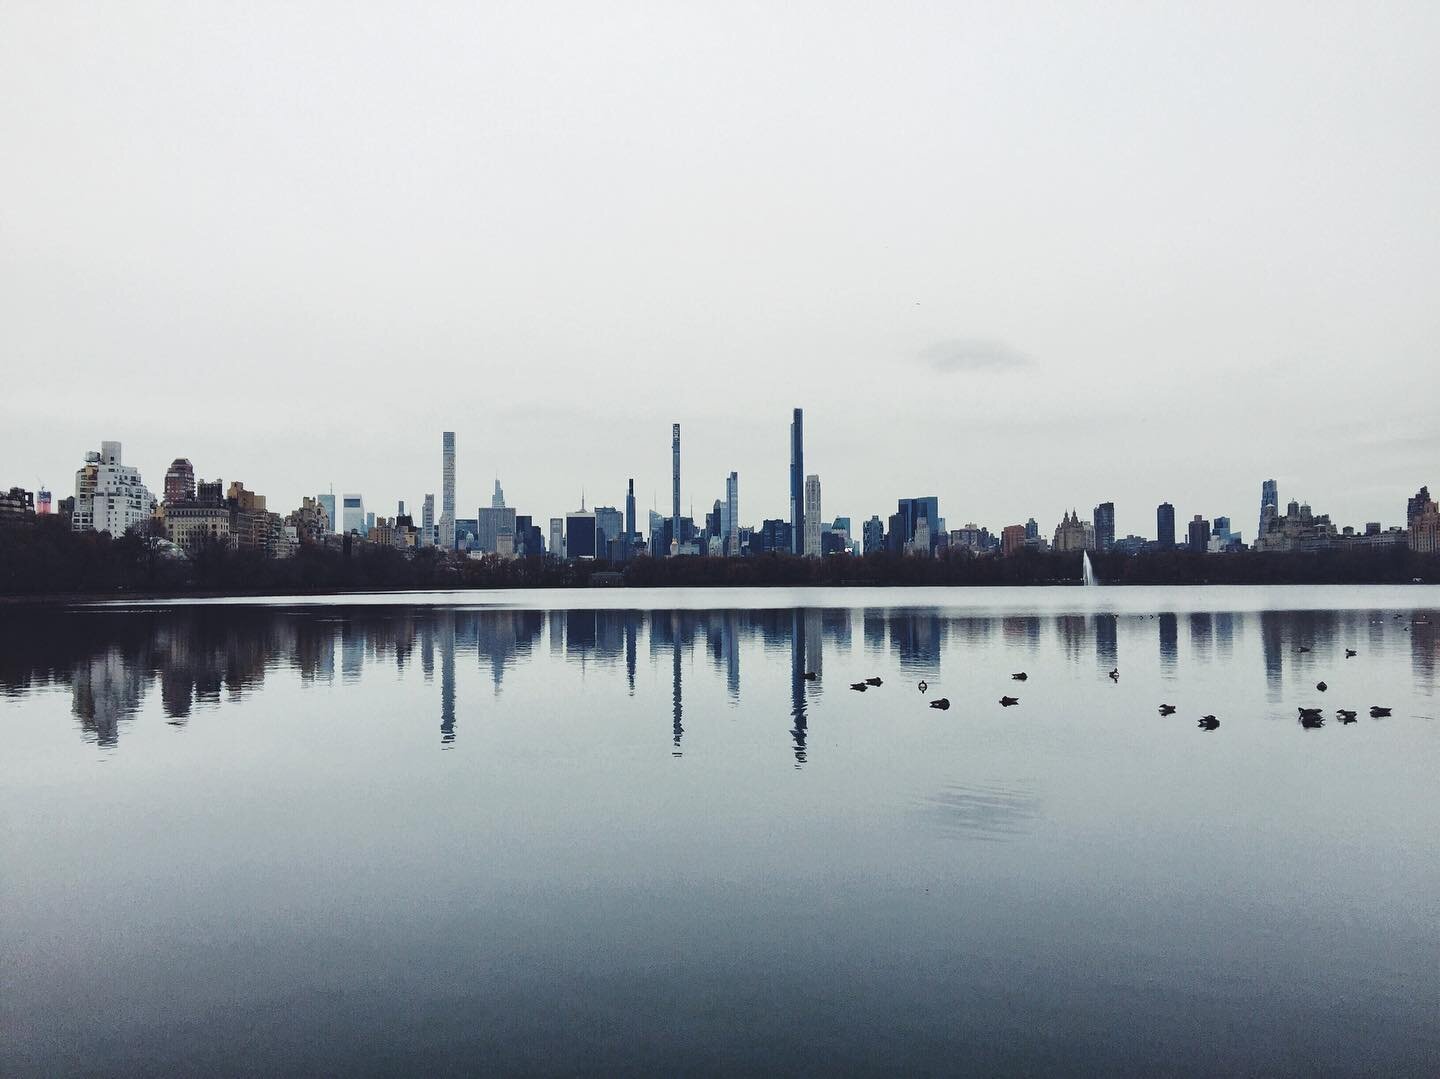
(72, 440), (156, 536)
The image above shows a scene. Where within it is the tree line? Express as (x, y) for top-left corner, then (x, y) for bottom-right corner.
(0, 515), (1434, 597)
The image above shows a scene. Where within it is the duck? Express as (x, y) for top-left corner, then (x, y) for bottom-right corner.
(1299, 713), (1324, 729)
(803, 671), (818, 681)
(1369, 706), (1392, 718)
(1158, 704), (1177, 715)
(849, 682), (868, 692)
(1345, 649), (1357, 658)
(1336, 709), (1358, 723)
(1197, 717), (1219, 731)
(999, 696), (1020, 707)
(1316, 681), (1328, 692)
(864, 676), (883, 687)
(1108, 668), (1119, 682)
(1296, 646), (1312, 653)
(1011, 672), (1027, 681)
(917, 680), (928, 694)
(929, 697), (950, 710)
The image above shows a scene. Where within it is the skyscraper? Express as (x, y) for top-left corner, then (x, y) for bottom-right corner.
(803, 474), (822, 557)
(1188, 515), (1211, 552)
(671, 423), (681, 556)
(491, 479), (505, 509)
(1157, 502), (1176, 549)
(1258, 479), (1278, 544)
(625, 479), (636, 543)
(896, 497), (940, 549)
(422, 494), (435, 545)
(1094, 502), (1115, 552)
(567, 507), (597, 559)
(594, 505), (623, 555)
(863, 515), (884, 554)
(724, 471), (739, 556)
(549, 517), (564, 558)
(441, 431), (456, 549)
(789, 408), (804, 554)
(317, 491), (336, 535)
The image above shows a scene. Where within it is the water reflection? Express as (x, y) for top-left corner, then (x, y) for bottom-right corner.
(0, 601), (1432, 753)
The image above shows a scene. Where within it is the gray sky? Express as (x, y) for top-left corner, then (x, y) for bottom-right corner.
(3, 2), (1437, 540)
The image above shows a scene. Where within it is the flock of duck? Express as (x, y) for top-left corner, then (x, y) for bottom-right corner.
(821, 644), (1394, 730)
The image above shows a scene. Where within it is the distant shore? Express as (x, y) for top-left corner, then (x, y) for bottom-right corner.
(2, 516), (1435, 599)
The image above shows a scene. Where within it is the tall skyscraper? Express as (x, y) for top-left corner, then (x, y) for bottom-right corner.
(671, 423), (681, 556)
(724, 471), (739, 556)
(803, 474), (822, 557)
(1157, 502), (1175, 549)
(625, 478), (636, 542)
(1094, 502), (1115, 552)
(549, 517), (564, 558)
(441, 431), (456, 549)
(422, 494), (435, 546)
(1258, 478), (1278, 544)
(491, 479), (505, 509)
(789, 408), (804, 554)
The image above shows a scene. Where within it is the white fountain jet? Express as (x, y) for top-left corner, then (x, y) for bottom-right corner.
(1082, 550), (1098, 586)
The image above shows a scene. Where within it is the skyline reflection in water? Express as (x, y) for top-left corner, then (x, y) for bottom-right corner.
(3, 599), (1434, 753)
(1, 588), (1437, 1077)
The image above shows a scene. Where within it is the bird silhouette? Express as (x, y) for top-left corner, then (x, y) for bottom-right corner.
(1316, 681), (1328, 692)
(1197, 717), (1219, 731)
(849, 682), (868, 692)
(1369, 706), (1392, 718)
(1201, 713), (1217, 723)
(1011, 672), (1028, 681)
(1336, 709), (1358, 724)
(864, 676), (883, 687)
(1298, 706), (1323, 719)
(1299, 713), (1324, 729)
(1108, 668), (1119, 682)
(1296, 646), (1312, 653)
(1158, 704), (1177, 715)
(999, 696), (1020, 707)
(803, 671), (818, 681)
(1345, 649), (1357, 658)
(929, 697), (950, 710)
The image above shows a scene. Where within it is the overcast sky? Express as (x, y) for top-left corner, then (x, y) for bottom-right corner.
(3, 2), (1437, 539)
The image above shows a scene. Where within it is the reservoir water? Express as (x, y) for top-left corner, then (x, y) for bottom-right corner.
(2, 586), (1437, 1075)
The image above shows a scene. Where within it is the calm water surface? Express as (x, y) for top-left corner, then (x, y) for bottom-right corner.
(2, 586), (1437, 1076)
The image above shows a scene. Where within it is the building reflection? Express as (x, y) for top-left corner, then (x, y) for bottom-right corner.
(2, 602), (1429, 754)
(1158, 613), (1178, 674)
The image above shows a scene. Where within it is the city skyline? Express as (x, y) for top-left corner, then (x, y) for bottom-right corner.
(15, 415), (1435, 552)
(4, 6), (1437, 538)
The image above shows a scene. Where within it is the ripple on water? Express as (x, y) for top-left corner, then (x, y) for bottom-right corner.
(919, 780), (1041, 842)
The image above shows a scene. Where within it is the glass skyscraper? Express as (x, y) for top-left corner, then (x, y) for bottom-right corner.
(790, 408), (804, 554)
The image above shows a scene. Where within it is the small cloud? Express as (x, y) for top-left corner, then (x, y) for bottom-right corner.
(920, 338), (1032, 374)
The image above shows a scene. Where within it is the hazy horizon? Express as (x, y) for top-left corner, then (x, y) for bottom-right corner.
(4, 3), (1438, 538)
